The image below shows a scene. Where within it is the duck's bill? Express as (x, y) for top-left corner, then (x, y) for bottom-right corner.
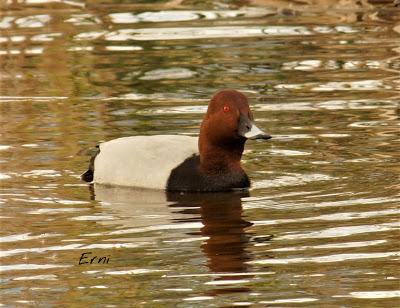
(238, 113), (271, 140)
(243, 123), (272, 140)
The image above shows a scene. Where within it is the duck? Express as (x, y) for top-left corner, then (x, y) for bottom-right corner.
(81, 89), (271, 192)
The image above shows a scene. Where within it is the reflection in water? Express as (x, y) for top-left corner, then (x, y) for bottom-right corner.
(93, 185), (263, 297)
(94, 185), (259, 275)
(168, 192), (254, 273)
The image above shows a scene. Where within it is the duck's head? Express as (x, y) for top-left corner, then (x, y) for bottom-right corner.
(200, 89), (271, 147)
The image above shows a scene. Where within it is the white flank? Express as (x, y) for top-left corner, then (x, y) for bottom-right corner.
(94, 135), (198, 189)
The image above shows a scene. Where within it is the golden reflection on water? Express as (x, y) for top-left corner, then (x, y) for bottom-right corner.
(1, 0), (399, 307)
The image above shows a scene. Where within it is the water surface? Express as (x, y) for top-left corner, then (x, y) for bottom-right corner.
(1, 0), (399, 306)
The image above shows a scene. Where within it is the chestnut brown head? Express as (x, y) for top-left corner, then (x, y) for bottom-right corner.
(200, 89), (271, 147)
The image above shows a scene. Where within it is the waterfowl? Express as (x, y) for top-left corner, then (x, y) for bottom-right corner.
(81, 89), (271, 191)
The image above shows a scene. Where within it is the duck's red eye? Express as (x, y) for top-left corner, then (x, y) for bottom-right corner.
(223, 105), (230, 112)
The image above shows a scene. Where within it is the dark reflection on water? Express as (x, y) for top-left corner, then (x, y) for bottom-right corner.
(94, 185), (256, 275)
(1, 0), (400, 306)
(168, 191), (254, 274)
(94, 186), (265, 298)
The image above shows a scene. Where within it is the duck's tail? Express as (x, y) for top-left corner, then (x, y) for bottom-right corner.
(81, 145), (100, 182)
(81, 169), (94, 182)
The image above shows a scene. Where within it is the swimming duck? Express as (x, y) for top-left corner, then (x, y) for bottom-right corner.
(81, 89), (271, 191)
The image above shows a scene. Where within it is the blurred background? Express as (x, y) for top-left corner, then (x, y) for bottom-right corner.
(1, 1), (399, 307)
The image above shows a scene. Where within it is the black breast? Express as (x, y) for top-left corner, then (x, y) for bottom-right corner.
(166, 155), (250, 192)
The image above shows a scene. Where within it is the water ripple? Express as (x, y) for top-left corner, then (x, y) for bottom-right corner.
(253, 209), (400, 226)
(0, 232), (60, 243)
(269, 240), (387, 252)
(0, 242), (142, 258)
(260, 298), (318, 304)
(249, 251), (400, 265)
(277, 221), (399, 240)
(108, 8), (273, 24)
(98, 26), (312, 41)
(347, 291), (400, 299)
(13, 274), (58, 281)
(252, 173), (336, 189)
(0, 264), (71, 272)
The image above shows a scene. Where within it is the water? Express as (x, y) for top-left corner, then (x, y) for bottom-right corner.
(1, 0), (399, 306)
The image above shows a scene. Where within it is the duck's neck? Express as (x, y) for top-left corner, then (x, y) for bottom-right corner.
(199, 137), (246, 174)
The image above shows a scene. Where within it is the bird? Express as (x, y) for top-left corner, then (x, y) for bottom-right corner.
(81, 89), (271, 192)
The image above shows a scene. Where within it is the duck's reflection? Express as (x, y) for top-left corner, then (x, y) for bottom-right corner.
(93, 185), (260, 293)
(166, 191), (253, 274)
